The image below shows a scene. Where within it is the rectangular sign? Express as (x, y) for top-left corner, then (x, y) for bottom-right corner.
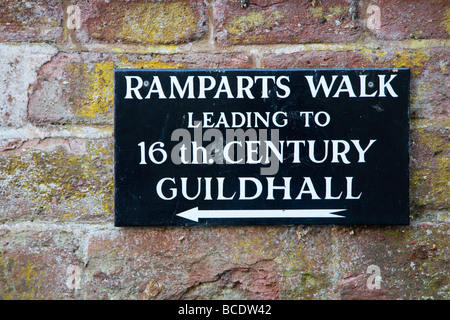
(114, 68), (410, 226)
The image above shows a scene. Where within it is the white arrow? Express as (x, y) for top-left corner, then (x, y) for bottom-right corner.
(176, 207), (346, 222)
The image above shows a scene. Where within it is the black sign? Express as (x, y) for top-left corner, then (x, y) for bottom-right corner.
(114, 68), (410, 226)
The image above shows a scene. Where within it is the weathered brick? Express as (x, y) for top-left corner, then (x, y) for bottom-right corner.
(74, 0), (208, 45)
(0, 227), (82, 299)
(261, 49), (374, 69)
(284, 224), (449, 299)
(82, 224), (449, 300)
(0, 0), (447, 304)
(85, 227), (284, 299)
(213, 0), (361, 46)
(0, 138), (114, 223)
(410, 120), (450, 211)
(362, 0), (450, 40)
(352, 47), (449, 121)
(404, 48), (449, 121)
(262, 47), (449, 121)
(0, 0), (63, 42)
(1, 222), (447, 300)
(28, 51), (254, 124)
(332, 224), (449, 300)
(0, 44), (57, 127)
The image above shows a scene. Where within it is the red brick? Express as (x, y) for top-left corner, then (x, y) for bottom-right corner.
(262, 50), (374, 69)
(213, 0), (361, 45)
(0, 0), (63, 42)
(337, 274), (393, 300)
(406, 48), (449, 121)
(86, 227), (284, 299)
(1, 223), (447, 300)
(28, 51), (254, 125)
(0, 138), (114, 223)
(333, 224), (449, 299)
(0, 228), (82, 299)
(83, 224), (450, 299)
(0, 44), (56, 128)
(410, 120), (450, 210)
(363, 0), (450, 40)
(362, 47), (449, 121)
(73, 0), (208, 45)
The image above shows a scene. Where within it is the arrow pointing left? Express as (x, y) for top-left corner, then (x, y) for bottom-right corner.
(176, 207), (346, 222)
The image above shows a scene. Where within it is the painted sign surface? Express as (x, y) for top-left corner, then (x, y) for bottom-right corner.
(114, 69), (410, 226)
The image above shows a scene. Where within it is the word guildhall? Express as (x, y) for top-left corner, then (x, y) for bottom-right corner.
(114, 69), (410, 226)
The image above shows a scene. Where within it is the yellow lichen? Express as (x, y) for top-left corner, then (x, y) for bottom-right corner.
(359, 47), (387, 62)
(417, 82), (432, 95)
(117, 56), (183, 70)
(410, 120), (450, 208)
(440, 61), (447, 73)
(308, 5), (344, 19)
(68, 56), (183, 120)
(0, 257), (44, 300)
(120, 2), (198, 44)
(79, 60), (115, 119)
(410, 81), (432, 107)
(227, 11), (284, 36)
(0, 140), (114, 221)
(390, 50), (430, 74)
(308, 6), (324, 18)
(441, 8), (450, 34)
(328, 5), (344, 17)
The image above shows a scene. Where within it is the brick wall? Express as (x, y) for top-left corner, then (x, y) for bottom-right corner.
(0, 0), (448, 300)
